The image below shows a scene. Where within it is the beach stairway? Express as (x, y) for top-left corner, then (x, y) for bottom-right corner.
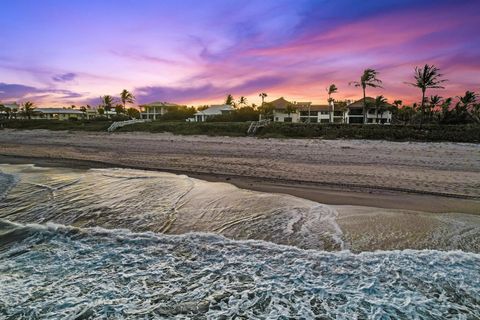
(247, 119), (270, 136)
(107, 119), (151, 132)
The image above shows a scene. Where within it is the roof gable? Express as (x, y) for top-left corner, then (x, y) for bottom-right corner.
(347, 97), (393, 109)
(143, 101), (179, 107)
(269, 97), (293, 109)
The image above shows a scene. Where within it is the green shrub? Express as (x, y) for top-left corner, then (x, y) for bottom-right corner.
(1, 119), (479, 142)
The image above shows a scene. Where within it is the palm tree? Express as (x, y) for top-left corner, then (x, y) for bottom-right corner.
(393, 100), (403, 108)
(238, 96), (248, 107)
(326, 84), (338, 123)
(326, 84), (338, 102)
(373, 95), (388, 123)
(120, 89), (135, 111)
(101, 95), (115, 119)
(407, 64), (447, 125)
(225, 94), (234, 106)
(350, 69), (383, 123)
(458, 91), (477, 106)
(259, 93), (267, 106)
(457, 91), (478, 123)
(428, 95), (442, 122)
(21, 101), (36, 120)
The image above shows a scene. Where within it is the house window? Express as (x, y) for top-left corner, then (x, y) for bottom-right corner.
(320, 118), (330, 123)
(334, 111), (343, 116)
(300, 111), (318, 116)
(349, 117), (363, 124)
(320, 111), (329, 115)
(284, 117), (292, 123)
(349, 109), (363, 115)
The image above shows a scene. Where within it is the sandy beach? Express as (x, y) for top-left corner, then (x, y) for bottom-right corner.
(1, 129), (479, 208)
(1, 129), (480, 252)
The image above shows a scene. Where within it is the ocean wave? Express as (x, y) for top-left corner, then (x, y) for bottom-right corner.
(0, 164), (345, 250)
(1, 219), (479, 319)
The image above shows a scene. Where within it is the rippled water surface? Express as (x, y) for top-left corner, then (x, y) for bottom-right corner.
(0, 164), (344, 250)
(1, 220), (479, 319)
(0, 164), (479, 319)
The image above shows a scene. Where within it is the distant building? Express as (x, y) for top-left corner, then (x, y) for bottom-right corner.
(192, 104), (235, 122)
(271, 98), (345, 124)
(33, 108), (85, 120)
(0, 103), (20, 118)
(345, 97), (393, 124)
(140, 101), (180, 120)
(1, 103), (20, 110)
(84, 108), (99, 119)
(270, 98), (302, 123)
(270, 97), (391, 124)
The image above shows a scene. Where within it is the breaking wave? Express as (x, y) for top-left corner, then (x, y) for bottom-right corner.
(0, 220), (479, 319)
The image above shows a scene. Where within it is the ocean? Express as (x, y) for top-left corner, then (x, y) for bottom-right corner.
(0, 164), (479, 319)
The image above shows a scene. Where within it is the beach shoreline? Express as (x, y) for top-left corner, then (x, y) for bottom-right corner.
(1, 153), (479, 215)
(1, 129), (479, 216)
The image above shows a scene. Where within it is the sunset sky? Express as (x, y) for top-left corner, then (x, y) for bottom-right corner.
(1, 0), (479, 107)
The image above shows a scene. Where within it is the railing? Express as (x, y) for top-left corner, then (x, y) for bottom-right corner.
(247, 119), (271, 135)
(107, 119), (151, 132)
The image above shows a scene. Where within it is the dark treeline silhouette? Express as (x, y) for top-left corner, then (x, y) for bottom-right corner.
(1, 64), (479, 124)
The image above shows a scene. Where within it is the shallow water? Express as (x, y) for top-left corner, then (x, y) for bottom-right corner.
(0, 220), (479, 319)
(1, 164), (480, 318)
(0, 164), (343, 250)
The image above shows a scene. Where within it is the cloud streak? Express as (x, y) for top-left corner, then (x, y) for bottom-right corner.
(52, 72), (77, 82)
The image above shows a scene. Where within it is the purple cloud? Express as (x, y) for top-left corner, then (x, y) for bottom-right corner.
(52, 72), (77, 82)
(0, 82), (83, 102)
(135, 76), (288, 104)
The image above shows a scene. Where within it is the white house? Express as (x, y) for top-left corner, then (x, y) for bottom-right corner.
(271, 98), (345, 123)
(192, 104), (235, 122)
(270, 98), (303, 122)
(345, 98), (393, 124)
(141, 101), (180, 120)
(0, 103), (20, 118)
(270, 97), (392, 124)
(33, 108), (85, 120)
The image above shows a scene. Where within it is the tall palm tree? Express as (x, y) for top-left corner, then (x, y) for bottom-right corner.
(259, 93), (267, 106)
(326, 84), (338, 102)
(326, 84), (338, 123)
(407, 64), (447, 125)
(101, 95), (115, 119)
(120, 89), (135, 111)
(21, 101), (36, 120)
(350, 69), (383, 124)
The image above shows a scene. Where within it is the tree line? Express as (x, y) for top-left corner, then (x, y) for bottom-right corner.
(2, 64), (479, 124)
